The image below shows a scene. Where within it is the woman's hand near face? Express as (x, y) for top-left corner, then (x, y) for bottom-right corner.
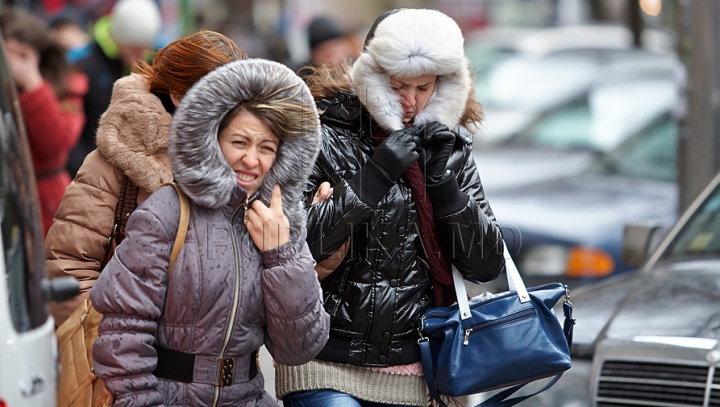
(245, 185), (290, 251)
(4, 39), (43, 93)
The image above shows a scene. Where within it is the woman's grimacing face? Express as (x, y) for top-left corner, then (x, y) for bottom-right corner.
(390, 74), (438, 122)
(219, 110), (279, 196)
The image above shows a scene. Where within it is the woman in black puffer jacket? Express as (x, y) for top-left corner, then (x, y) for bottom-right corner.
(276, 8), (506, 407)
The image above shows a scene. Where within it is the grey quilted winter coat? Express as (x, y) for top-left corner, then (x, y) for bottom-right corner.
(90, 59), (330, 407)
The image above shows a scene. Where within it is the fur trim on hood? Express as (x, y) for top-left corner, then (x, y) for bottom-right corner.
(169, 59), (321, 242)
(350, 8), (471, 131)
(96, 74), (174, 191)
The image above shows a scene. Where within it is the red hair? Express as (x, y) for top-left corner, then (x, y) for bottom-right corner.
(134, 30), (247, 97)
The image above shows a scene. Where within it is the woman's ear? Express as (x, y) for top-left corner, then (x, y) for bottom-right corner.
(170, 93), (181, 107)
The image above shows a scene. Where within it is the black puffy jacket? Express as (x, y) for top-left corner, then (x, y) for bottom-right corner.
(304, 91), (505, 367)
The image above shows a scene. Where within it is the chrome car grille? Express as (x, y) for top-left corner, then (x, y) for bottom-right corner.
(597, 361), (711, 406)
(593, 340), (720, 407)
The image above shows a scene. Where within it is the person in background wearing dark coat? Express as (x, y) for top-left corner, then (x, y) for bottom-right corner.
(296, 16), (360, 79)
(49, 14), (90, 64)
(275, 8), (506, 407)
(0, 7), (87, 236)
(66, 0), (161, 178)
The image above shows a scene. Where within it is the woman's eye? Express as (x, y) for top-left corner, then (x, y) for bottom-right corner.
(418, 87), (429, 92)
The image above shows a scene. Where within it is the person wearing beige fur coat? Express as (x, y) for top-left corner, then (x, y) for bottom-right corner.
(44, 30), (247, 326)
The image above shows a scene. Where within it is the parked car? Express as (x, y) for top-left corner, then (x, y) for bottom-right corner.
(484, 109), (679, 286)
(0, 35), (78, 406)
(469, 24), (677, 147)
(469, 48), (683, 284)
(525, 169), (720, 407)
(475, 49), (681, 184)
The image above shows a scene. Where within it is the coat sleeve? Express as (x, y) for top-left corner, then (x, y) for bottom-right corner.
(44, 150), (123, 326)
(433, 133), (506, 284)
(90, 204), (171, 407)
(19, 76), (86, 162)
(259, 230), (330, 366)
(304, 125), (376, 261)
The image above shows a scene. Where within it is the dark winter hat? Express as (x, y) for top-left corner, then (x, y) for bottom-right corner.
(307, 16), (344, 51)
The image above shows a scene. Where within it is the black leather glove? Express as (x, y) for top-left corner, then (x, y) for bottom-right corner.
(416, 121), (457, 184)
(371, 127), (420, 181)
(347, 127), (420, 207)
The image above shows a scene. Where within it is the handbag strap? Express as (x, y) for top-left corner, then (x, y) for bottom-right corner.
(454, 243), (529, 321)
(503, 245), (530, 303)
(114, 174), (140, 244)
(419, 337), (449, 407)
(100, 174), (139, 269)
(162, 182), (191, 277)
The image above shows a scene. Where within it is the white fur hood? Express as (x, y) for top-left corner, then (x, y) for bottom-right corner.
(350, 8), (472, 132)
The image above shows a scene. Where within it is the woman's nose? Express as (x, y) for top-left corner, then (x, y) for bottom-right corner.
(400, 90), (416, 107)
(242, 148), (259, 167)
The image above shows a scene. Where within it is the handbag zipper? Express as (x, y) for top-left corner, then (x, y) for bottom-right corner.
(423, 283), (564, 319)
(463, 308), (537, 345)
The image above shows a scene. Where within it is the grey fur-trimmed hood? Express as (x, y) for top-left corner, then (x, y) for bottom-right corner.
(169, 59), (321, 243)
(350, 8), (472, 132)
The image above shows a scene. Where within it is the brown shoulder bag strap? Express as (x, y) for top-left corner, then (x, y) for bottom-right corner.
(100, 174), (139, 269)
(162, 182), (190, 277)
(115, 174), (140, 244)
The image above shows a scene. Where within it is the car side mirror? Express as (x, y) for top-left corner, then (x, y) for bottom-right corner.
(41, 277), (80, 303)
(622, 222), (666, 267)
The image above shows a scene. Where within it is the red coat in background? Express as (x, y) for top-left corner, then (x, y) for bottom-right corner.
(19, 72), (87, 235)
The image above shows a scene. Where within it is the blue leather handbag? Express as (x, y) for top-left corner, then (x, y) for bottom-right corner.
(418, 246), (574, 407)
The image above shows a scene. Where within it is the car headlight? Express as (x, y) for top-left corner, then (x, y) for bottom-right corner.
(521, 244), (614, 278)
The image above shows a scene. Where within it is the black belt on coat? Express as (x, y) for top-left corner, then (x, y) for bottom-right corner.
(35, 167), (64, 180)
(153, 346), (258, 386)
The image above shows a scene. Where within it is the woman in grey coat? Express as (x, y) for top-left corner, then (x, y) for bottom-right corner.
(90, 59), (330, 407)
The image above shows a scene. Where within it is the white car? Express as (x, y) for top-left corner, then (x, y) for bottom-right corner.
(0, 37), (78, 406)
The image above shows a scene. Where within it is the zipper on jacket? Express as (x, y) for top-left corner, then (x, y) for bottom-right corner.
(211, 198), (247, 407)
(463, 308), (537, 345)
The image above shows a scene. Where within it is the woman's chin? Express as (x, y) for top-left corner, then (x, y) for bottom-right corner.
(237, 178), (257, 194)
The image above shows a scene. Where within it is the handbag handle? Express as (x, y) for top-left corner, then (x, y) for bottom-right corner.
(453, 243), (530, 321)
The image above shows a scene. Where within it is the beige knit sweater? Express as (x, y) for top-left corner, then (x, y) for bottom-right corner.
(275, 360), (428, 406)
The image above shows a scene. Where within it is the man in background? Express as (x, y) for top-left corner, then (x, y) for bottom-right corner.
(67, 0), (161, 177)
(297, 16), (359, 79)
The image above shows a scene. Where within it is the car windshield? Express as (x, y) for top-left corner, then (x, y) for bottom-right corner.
(506, 99), (591, 149)
(586, 114), (677, 182)
(506, 78), (677, 152)
(478, 54), (597, 112)
(663, 184), (720, 261)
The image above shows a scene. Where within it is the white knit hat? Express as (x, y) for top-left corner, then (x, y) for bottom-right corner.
(110, 0), (161, 46)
